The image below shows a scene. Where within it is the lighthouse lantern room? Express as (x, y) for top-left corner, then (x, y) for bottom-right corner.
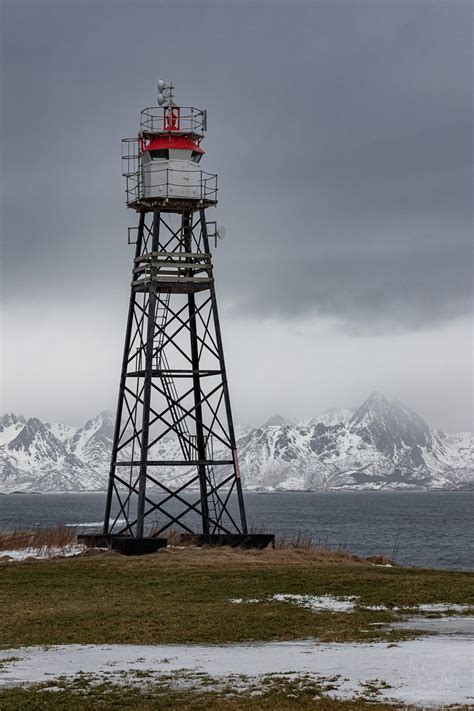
(122, 83), (217, 210)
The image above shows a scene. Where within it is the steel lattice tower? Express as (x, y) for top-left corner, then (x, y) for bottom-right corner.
(98, 83), (259, 548)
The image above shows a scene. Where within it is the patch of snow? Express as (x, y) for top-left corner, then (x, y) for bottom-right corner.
(1, 544), (85, 561)
(229, 594), (357, 611)
(230, 594), (473, 615)
(390, 616), (474, 636)
(363, 602), (473, 613)
(0, 421), (25, 446)
(0, 636), (473, 706)
(360, 603), (471, 613)
(416, 603), (471, 613)
(46, 422), (77, 443)
(271, 594), (357, 612)
(229, 598), (261, 604)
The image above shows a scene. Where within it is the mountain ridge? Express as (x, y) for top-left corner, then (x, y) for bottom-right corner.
(1, 393), (472, 493)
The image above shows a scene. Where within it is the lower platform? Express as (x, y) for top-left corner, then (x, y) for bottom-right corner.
(77, 533), (168, 556)
(180, 533), (275, 550)
(127, 197), (217, 213)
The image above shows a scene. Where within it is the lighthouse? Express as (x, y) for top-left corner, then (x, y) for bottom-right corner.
(86, 82), (273, 553)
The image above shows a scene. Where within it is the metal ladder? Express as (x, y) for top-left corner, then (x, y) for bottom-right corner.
(153, 293), (191, 460)
(205, 435), (220, 532)
(154, 292), (220, 531)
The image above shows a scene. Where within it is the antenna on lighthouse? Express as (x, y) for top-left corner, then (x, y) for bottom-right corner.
(157, 79), (175, 106)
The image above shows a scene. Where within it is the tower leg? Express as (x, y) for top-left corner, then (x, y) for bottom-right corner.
(184, 211), (210, 534)
(136, 209), (160, 537)
(103, 212), (145, 534)
(200, 209), (248, 534)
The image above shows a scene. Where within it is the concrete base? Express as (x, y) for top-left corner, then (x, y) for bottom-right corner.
(180, 533), (275, 550)
(77, 533), (167, 556)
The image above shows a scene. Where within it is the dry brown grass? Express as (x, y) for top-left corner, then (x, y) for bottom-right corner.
(0, 524), (388, 568)
(150, 525), (193, 547)
(146, 544), (369, 568)
(0, 526), (77, 552)
(152, 525), (370, 562)
(77, 544), (369, 570)
(366, 554), (395, 566)
(274, 528), (314, 549)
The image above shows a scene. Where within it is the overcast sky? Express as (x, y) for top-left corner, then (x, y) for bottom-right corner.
(1, 0), (472, 431)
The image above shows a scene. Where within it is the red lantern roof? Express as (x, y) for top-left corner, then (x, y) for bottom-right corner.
(140, 134), (204, 154)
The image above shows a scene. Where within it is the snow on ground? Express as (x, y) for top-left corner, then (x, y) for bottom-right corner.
(230, 594), (357, 611)
(229, 598), (261, 604)
(416, 602), (471, 613)
(0, 544), (86, 561)
(272, 593), (357, 612)
(391, 616), (474, 636)
(0, 634), (473, 706)
(229, 594), (472, 614)
(363, 602), (472, 613)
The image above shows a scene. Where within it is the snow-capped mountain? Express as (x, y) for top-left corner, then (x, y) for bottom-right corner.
(239, 393), (473, 491)
(0, 393), (473, 493)
(66, 411), (117, 474)
(0, 415), (102, 492)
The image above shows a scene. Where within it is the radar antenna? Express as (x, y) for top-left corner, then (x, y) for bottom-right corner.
(157, 79), (175, 107)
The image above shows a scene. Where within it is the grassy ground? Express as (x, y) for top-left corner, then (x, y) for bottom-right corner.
(0, 669), (473, 710)
(0, 677), (418, 711)
(1, 547), (472, 649)
(1, 547), (472, 709)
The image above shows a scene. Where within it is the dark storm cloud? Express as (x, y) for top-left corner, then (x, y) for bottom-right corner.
(1, 0), (472, 331)
(214, 2), (473, 330)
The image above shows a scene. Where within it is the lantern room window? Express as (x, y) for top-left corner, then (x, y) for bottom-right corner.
(169, 149), (192, 160)
(149, 149), (169, 159)
(146, 147), (203, 162)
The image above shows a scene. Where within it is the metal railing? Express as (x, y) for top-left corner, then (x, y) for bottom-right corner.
(140, 106), (207, 136)
(124, 169), (217, 207)
(122, 137), (140, 177)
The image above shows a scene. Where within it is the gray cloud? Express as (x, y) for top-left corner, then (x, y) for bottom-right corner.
(1, 0), (472, 427)
(1, 1), (471, 331)
(229, 244), (472, 331)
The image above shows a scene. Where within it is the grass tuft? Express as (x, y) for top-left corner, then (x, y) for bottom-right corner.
(0, 526), (77, 553)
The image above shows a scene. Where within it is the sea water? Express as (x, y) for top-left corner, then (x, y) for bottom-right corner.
(0, 490), (472, 571)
